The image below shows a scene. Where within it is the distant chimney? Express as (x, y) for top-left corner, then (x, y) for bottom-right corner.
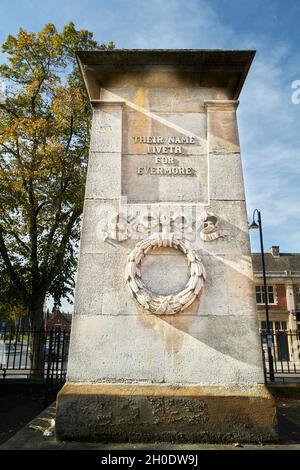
(270, 246), (280, 257)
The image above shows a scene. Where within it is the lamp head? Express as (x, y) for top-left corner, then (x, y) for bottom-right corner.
(249, 221), (259, 230)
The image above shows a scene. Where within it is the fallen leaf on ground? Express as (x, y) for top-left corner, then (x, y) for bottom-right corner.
(37, 417), (53, 424)
(29, 425), (46, 433)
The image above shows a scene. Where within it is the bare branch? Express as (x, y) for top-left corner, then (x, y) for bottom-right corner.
(0, 142), (18, 156)
(35, 201), (47, 216)
(9, 230), (30, 254)
(0, 103), (19, 118)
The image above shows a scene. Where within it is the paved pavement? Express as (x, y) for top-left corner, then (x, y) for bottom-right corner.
(0, 393), (44, 446)
(1, 398), (300, 450)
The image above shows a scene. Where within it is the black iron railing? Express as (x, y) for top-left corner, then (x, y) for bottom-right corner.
(261, 330), (300, 382)
(1, 326), (300, 385)
(0, 327), (70, 386)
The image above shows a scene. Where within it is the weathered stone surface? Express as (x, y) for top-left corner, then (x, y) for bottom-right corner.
(209, 153), (246, 201)
(79, 199), (250, 257)
(120, 105), (208, 203)
(90, 105), (122, 153)
(73, 242), (256, 319)
(56, 50), (276, 443)
(56, 383), (277, 443)
(66, 315), (166, 383)
(66, 313), (264, 384)
(79, 199), (120, 255)
(85, 152), (121, 199)
(122, 111), (206, 155)
(100, 84), (228, 111)
(140, 250), (190, 296)
(122, 153), (208, 203)
(196, 253), (257, 317)
(73, 254), (105, 316)
(206, 101), (240, 154)
(202, 200), (250, 254)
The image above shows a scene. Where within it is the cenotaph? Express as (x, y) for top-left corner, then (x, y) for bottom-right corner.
(56, 50), (277, 442)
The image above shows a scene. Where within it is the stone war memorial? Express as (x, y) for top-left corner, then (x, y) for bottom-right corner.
(56, 50), (277, 442)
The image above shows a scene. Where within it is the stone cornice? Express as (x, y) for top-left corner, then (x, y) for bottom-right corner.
(77, 49), (255, 101)
(91, 99), (125, 108)
(204, 100), (239, 110)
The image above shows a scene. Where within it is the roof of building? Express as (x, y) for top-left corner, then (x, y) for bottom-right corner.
(50, 309), (72, 323)
(76, 49), (255, 101)
(252, 253), (300, 274)
(62, 313), (72, 323)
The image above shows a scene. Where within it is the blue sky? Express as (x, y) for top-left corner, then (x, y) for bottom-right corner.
(0, 0), (299, 309)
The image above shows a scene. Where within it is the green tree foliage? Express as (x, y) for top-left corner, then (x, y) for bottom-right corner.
(0, 23), (114, 336)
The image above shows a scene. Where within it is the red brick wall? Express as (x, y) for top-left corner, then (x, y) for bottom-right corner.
(256, 284), (287, 311)
(46, 312), (71, 332)
(276, 284), (287, 310)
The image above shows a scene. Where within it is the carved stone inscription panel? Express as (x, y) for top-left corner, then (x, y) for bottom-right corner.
(122, 107), (208, 203)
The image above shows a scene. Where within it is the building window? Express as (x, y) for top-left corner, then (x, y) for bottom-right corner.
(275, 321), (287, 331)
(261, 321), (272, 331)
(295, 286), (300, 305)
(261, 321), (287, 332)
(256, 286), (275, 304)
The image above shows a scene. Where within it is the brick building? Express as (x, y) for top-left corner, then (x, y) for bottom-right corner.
(46, 308), (72, 333)
(252, 246), (300, 333)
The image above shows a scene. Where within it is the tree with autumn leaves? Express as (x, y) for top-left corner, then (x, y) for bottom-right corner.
(0, 23), (113, 367)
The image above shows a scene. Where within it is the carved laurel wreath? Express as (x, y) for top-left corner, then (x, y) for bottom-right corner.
(125, 233), (206, 315)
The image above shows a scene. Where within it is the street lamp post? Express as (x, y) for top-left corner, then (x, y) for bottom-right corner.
(249, 209), (275, 382)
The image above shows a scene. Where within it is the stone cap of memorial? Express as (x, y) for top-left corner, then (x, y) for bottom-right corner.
(76, 49), (256, 101)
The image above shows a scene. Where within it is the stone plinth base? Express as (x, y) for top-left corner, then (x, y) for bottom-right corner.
(56, 383), (277, 443)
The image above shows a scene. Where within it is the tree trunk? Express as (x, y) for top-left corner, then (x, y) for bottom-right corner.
(29, 293), (46, 380)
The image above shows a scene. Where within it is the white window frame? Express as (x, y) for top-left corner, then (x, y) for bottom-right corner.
(256, 285), (276, 305)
